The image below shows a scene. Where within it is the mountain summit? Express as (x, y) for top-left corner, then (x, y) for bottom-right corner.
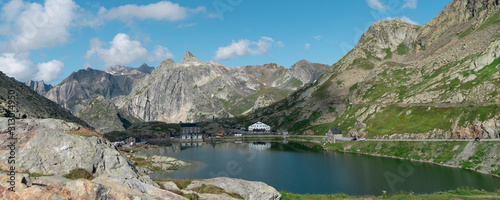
(181, 50), (203, 65)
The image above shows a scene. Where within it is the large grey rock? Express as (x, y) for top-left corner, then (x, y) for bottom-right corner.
(0, 118), (155, 186)
(0, 173), (187, 200)
(186, 177), (282, 200)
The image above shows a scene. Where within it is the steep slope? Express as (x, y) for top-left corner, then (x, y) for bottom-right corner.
(45, 66), (151, 114)
(0, 72), (89, 127)
(231, 0), (500, 139)
(75, 95), (130, 133)
(116, 51), (329, 123)
(24, 80), (52, 96)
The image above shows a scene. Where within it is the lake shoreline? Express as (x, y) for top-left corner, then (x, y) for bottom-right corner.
(322, 141), (500, 178)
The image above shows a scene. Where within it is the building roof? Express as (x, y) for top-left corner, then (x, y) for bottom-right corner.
(181, 123), (202, 127)
(329, 127), (342, 134)
(250, 121), (271, 126)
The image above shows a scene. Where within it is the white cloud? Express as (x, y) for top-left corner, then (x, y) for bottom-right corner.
(304, 43), (311, 50)
(86, 33), (173, 66)
(102, 1), (205, 22)
(384, 16), (419, 25)
(276, 41), (285, 47)
(177, 23), (197, 28)
(34, 60), (64, 81)
(214, 37), (277, 60)
(0, 53), (64, 82)
(1, 0), (77, 53)
(403, 0), (417, 9)
(0, 0), (76, 82)
(0, 53), (33, 81)
(149, 45), (174, 62)
(313, 35), (322, 40)
(366, 0), (387, 11)
(207, 13), (220, 19)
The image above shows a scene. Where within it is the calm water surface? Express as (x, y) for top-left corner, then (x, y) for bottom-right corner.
(138, 142), (500, 195)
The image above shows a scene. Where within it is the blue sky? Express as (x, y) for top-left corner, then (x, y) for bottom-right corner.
(0, 0), (452, 85)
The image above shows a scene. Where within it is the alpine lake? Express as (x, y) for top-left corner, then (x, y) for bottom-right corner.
(135, 141), (500, 196)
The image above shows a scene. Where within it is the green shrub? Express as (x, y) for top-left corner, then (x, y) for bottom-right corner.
(383, 48), (392, 59)
(63, 168), (93, 180)
(396, 43), (409, 55)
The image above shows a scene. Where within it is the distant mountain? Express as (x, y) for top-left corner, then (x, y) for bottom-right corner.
(0, 72), (89, 127)
(116, 51), (330, 123)
(45, 65), (153, 114)
(25, 80), (53, 96)
(233, 0), (500, 139)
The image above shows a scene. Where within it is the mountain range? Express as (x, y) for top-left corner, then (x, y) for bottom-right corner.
(16, 0), (500, 139)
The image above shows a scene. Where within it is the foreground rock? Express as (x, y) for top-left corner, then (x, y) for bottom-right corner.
(124, 152), (191, 174)
(0, 173), (186, 200)
(185, 177), (282, 200)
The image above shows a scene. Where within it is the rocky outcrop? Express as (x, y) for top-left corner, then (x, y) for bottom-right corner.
(185, 177), (282, 200)
(454, 118), (500, 139)
(24, 80), (52, 96)
(0, 118), (147, 180)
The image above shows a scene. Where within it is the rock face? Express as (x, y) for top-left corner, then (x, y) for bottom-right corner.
(43, 64), (154, 114)
(76, 95), (128, 133)
(234, 0), (500, 138)
(44, 68), (137, 114)
(118, 51), (329, 123)
(0, 72), (89, 127)
(24, 80), (52, 96)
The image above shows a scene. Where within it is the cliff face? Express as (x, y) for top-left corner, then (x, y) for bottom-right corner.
(44, 68), (137, 114)
(117, 51), (329, 123)
(233, 0), (500, 139)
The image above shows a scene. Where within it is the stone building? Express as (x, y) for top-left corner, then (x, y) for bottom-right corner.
(327, 127), (343, 143)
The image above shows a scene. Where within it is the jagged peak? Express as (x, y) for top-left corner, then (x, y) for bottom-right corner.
(181, 50), (202, 64)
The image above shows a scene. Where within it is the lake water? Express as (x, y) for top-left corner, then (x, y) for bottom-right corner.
(138, 141), (500, 195)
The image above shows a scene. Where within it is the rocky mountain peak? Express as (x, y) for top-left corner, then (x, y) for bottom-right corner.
(181, 50), (202, 65)
(359, 18), (419, 50)
(138, 63), (154, 74)
(25, 80), (53, 96)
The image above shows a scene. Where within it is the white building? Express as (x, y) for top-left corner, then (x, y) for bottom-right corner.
(248, 122), (271, 132)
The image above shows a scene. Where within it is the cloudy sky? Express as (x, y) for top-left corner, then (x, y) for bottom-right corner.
(0, 0), (451, 84)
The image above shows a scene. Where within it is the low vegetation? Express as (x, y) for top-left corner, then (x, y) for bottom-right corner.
(191, 184), (244, 199)
(281, 189), (500, 200)
(68, 129), (101, 138)
(325, 141), (500, 176)
(396, 43), (409, 55)
(63, 168), (94, 180)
